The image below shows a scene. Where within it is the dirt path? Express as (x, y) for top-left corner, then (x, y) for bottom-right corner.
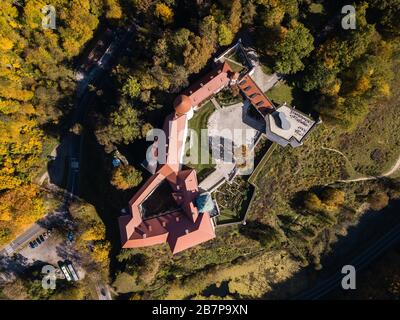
(382, 153), (400, 177)
(321, 146), (352, 164)
(323, 147), (400, 183)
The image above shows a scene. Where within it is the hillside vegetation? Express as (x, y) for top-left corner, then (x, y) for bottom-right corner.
(1, 0), (400, 300)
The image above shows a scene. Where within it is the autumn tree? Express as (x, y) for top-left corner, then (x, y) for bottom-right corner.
(303, 192), (323, 211)
(105, 0), (122, 20)
(0, 0), (104, 246)
(91, 241), (111, 268)
(111, 165), (143, 190)
(155, 3), (174, 24)
(303, 188), (345, 213)
(368, 192), (390, 211)
(321, 188), (345, 208)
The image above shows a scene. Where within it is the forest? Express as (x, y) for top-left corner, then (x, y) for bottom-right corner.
(1, 0), (400, 299)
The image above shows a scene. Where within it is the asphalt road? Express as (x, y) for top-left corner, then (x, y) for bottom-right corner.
(95, 284), (113, 301)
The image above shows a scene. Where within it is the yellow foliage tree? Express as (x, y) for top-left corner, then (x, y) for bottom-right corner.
(105, 0), (122, 19)
(304, 192), (323, 211)
(80, 222), (106, 241)
(155, 3), (174, 24)
(91, 241), (111, 267)
(354, 75), (371, 95)
(0, 37), (14, 50)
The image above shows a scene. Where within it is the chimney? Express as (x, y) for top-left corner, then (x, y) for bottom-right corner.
(148, 225), (152, 232)
(162, 221), (167, 227)
(142, 233), (147, 239)
(176, 216), (180, 222)
(185, 229), (189, 234)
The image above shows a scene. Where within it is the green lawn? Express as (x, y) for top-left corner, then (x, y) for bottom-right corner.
(265, 82), (294, 106)
(186, 101), (216, 181)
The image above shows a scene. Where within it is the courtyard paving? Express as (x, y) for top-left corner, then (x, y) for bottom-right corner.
(198, 101), (260, 192)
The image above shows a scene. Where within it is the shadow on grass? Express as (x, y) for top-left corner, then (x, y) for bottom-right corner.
(78, 130), (144, 278)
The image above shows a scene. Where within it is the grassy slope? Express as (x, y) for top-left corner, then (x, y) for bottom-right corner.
(333, 86), (400, 177)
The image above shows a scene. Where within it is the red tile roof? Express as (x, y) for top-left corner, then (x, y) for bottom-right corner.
(238, 75), (275, 116)
(174, 94), (192, 115)
(118, 165), (216, 253)
(184, 62), (234, 107)
(120, 61), (276, 255)
(119, 111), (215, 254)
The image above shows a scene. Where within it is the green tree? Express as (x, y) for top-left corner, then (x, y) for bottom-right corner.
(369, 0), (400, 37)
(273, 22), (314, 74)
(122, 76), (141, 98)
(96, 101), (143, 148)
(218, 23), (234, 46)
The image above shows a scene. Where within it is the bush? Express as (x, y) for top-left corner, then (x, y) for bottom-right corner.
(368, 192), (389, 211)
(113, 272), (138, 294)
(303, 192), (323, 211)
(111, 165), (143, 190)
(0, 227), (11, 245)
(321, 188), (345, 207)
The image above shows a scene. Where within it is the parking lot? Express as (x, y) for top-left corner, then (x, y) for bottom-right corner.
(18, 231), (64, 265)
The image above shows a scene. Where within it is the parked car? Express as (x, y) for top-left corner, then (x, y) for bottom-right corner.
(36, 237), (42, 244)
(39, 235), (45, 242)
(29, 241), (36, 249)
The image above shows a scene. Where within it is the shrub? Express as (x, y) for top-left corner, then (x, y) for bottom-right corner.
(368, 192), (389, 211)
(111, 165), (143, 190)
